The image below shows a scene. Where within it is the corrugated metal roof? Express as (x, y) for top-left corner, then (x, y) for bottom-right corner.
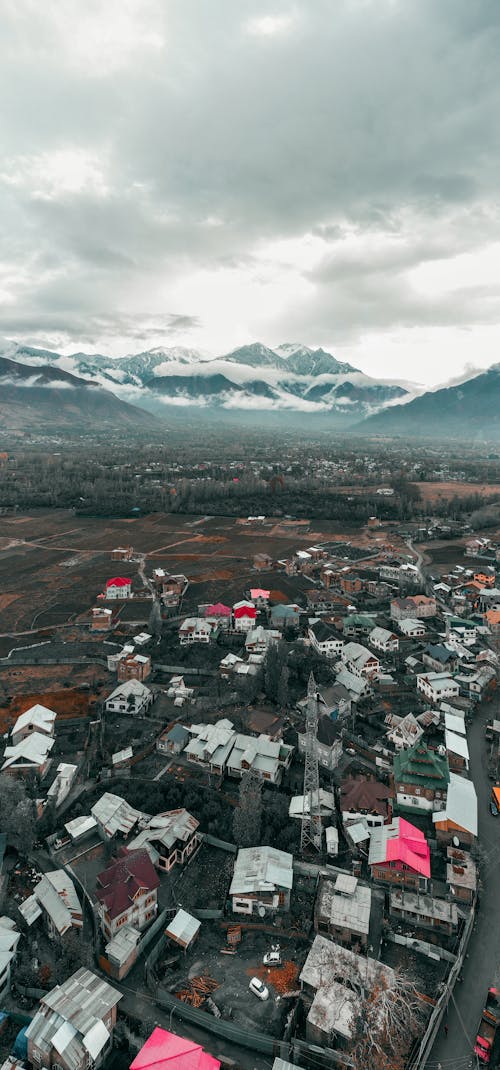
(229, 846), (293, 896)
(166, 909), (200, 947)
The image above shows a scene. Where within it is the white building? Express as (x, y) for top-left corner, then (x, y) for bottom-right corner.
(341, 642), (380, 679)
(368, 627), (399, 653)
(308, 620), (344, 659)
(184, 720), (236, 776)
(11, 704), (57, 747)
(416, 672), (460, 705)
(105, 679), (153, 716)
(179, 618), (214, 644)
(1, 732), (55, 777)
(225, 733), (293, 784)
(398, 618), (427, 638)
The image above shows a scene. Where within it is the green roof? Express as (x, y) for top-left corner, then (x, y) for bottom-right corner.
(343, 614), (377, 627)
(394, 740), (450, 790)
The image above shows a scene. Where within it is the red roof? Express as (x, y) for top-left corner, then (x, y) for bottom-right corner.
(130, 1028), (220, 1070)
(371, 817), (431, 878)
(233, 603), (257, 618)
(106, 577), (131, 587)
(205, 603), (231, 617)
(96, 848), (159, 920)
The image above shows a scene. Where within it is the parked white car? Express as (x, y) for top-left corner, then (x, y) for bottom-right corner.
(249, 977), (269, 1000)
(263, 950), (282, 967)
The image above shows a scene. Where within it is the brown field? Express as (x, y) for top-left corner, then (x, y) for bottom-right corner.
(0, 673), (106, 733)
(0, 508), (409, 636)
(413, 481), (500, 503)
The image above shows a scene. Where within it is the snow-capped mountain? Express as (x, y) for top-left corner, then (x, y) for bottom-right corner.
(0, 338), (416, 421)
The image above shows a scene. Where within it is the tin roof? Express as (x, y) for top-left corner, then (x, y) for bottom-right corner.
(229, 845), (293, 896)
(166, 909), (200, 947)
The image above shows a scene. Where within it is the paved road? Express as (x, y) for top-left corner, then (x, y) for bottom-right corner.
(427, 697), (500, 1069)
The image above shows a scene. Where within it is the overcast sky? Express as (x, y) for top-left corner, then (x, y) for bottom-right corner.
(1, 0), (500, 385)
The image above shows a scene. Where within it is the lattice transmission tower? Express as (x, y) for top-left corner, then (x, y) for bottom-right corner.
(300, 671), (322, 853)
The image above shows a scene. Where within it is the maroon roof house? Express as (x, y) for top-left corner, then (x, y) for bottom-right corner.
(96, 848), (160, 940)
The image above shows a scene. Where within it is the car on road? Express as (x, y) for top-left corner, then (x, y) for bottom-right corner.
(249, 977), (269, 1000)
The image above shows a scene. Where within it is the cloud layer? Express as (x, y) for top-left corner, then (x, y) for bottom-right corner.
(1, 0), (500, 383)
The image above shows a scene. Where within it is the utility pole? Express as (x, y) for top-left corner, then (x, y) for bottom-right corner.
(301, 672), (322, 853)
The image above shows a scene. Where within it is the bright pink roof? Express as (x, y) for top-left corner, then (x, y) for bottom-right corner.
(250, 588), (270, 599)
(130, 1028), (220, 1070)
(206, 602), (231, 616)
(106, 577), (131, 587)
(381, 818), (431, 878)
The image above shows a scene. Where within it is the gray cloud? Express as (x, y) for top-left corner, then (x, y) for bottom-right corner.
(0, 0), (499, 376)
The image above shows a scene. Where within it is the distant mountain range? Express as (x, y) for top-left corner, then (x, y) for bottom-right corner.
(0, 339), (412, 423)
(0, 354), (155, 433)
(360, 364), (500, 440)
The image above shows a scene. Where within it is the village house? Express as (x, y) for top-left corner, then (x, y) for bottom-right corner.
(308, 620), (344, 658)
(340, 776), (393, 828)
(130, 1027), (220, 1070)
(446, 847), (477, 904)
(96, 848), (160, 940)
(105, 679), (154, 717)
(297, 682), (351, 722)
(225, 733), (294, 784)
(335, 665), (370, 702)
(25, 870), (83, 940)
(1, 732), (54, 777)
(245, 625), (280, 653)
(11, 703), (57, 747)
(341, 641), (380, 679)
(184, 720), (236, 776)
(91, 793), (142, 839)
(342, 613), (377, 638)
(433, 772), (478, 846)
(127, 809), (200, 872)
(204, 602), (232, 628)
(250, 587), (271, 606)
(112, 546), (133, 561)
(253, 552), (273, 571)
(339, 572), (362, 595)
(117, 653), (152, 682)
(416, 671), (460, 705)
(157, 724), (190, 756)
(299, 936), (395, 1050)
(386, 712), (424, 751)
(269, 603), (302, 631)
(390, 595), (436, 621)
(0, 917), (20, 1000)
(398, 618), (427, 638)
(104, 926), (141, 981)
(104, 576), (132, 599)
(368, 626), (399, 653)
(91, 606), (113, 631)
(314, 874), (372, 949)
(229, 845), (293, 915)
(368, 817), (431, 891)
(389, 889), (458, 937)
(26, 968), (122, 1070)
(422, 643), (458, 673)
(393, 738), (450, 812)
(298, 714), (343, 772)
(232, 600), (257, 632)
(179, 617), (215, 644)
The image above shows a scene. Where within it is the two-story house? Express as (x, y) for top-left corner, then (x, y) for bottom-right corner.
(232, 601), (257, 632)
(11, 704), (56, 747)
(308, 620), (344, 659)
(393, 739), (450, 813)
(298, 714), (343, 772)
(368, 627), (399, 654)
(368, 817), (431, 891)
(96, 848), (160, 941)
(128, 809), (199, 872)
(229, 846), (293, 916)
(26, 968), (122, 1070)
(341, 642), (380, 679)
(105, 577), (132, 599)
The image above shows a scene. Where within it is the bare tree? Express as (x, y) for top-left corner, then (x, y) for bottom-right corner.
(232, 768), (263, 846)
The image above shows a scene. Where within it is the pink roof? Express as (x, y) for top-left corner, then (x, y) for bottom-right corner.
(250, 588), (270, 599)
(106, 577), (131, 587)
(206, 603), (231, 617)
(374, 817), (431, 878)
(130, 1028), (220, 1070)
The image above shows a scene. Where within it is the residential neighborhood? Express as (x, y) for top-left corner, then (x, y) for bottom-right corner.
(0, 502), (499, 1070)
